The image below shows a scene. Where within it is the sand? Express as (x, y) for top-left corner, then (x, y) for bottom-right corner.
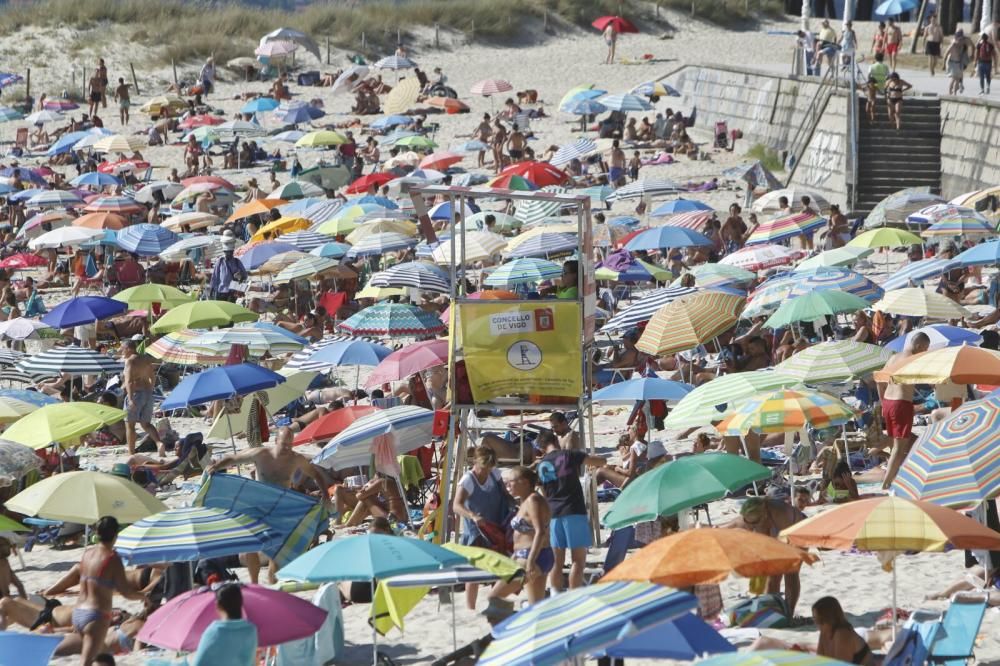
(0, 8), (996, 665)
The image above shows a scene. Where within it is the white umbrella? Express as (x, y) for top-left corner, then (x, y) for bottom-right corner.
(133, 181), (183, 204)
(161, 211), (221, 232)
(0, 318), (49, 340)
(25, 110), (61, 125)
(260, 27), (320, 59)
(160, 235), (225, 261)
(331, 66), (369, 94)
(28, 226), (102, 250)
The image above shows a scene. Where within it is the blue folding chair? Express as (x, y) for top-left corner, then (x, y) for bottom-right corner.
(0, 631), (62, 666)
(884, 613), (941, 666)
(928, 592), (988, 666)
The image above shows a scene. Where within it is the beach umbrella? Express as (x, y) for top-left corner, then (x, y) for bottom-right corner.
(624, 226), (713, 251)
(881, 257), (956, 291)
(161, 363), (285, 410)
(700, 651), (853, 666)
(279, 532), (463, 581)
(83, 195), (144, 214)
(721, 161), (784, 191)
(139, 582), (326, 650)
(504, 232), (577, 259)
(866, 188), (946, 228)
(922, 211), (994, 238)
(600, 286), (699, 331)
(393, 135), (437, 150)
(603, 527), (814, 586)
(470, 79), (513, 96)
(887, 346), (1000, 385)
(763, 289), (868, 329)
(597, 93), (653, 112)
(370, 114), (413, 130)
(592, 15), (639, 32)
(484, 258), (562, 287)
(777, 340), (893, 383)
(2, 402), (124, 449)
(651, 198), (714, 217)
(228, 198), (287, 223)
(150, 300), (258, 334)
(261, 26), (320, 58)
(430, 231), (506, 264)
(602, 454), (770, 529)
(346, 219), (417, 245)
(745, 268), (883, 317)
(96, 159), (150, 176)
(345, 172), (397, 195)
(255, 250), (311, 275)
(872, 287), (970, 319)
(952, 239), (1000, 266)
(114, 284), (193, 310)
(365, 339), (448, 388)
(479, 583), (695, 666)
(272, 104), (323, 125)
(161, 235), (226, 262)
(849, 227), (924, 249)
(72, 212), (126, 230)
(591, 378), (693, 403)
(893, 394), (1000, 508)
(255, 40), (298, 58)
(795, 246), (874, 270)
(636, 291), (744, 356)
(16, 346), (123, 377)
(548, 138), (598, 167)
(40, 296), (127, 328)
(497, 161), (570, 188)
(630, 79), (681, 98)
(369, 261), (450, 292)
(0, 439), (42, 484)
(25, 109), (61, 124)
(331, 65), (370, 93)
(207, 368), (316, 440)
(276, 230), (327, 252)
(338, 302), (445, 339)
(267, 180), (325, 200)
(656, 211), (711, 231)
(312, 405), (435, 469)
(185, 327), (305, 358)
(295, 130), (348, 148)
(28, 226), (101, 250)
(92, 134), (144, 153)
(752, 189), (831, 214)
(284, 334), (357, 371)
(0, 350), (26, 366)
(5, 470), (164, 523)
(346, 231), (418, 258)
(566, 97), (608, 117)
(596, 613), (734, 661)
(236, 241), (297, 270)
(0, 318), (49, 341)
(250, 215), (312, 242)
(609, 178), (682, 201)
(559, 85), (605, 109)
(745, 212), (826, 245)
(240, 97), (279, 115)
(716, 388), (855, 435)
(907, 203), (968, 226)
(664, 370), (800, 428)
(25, 189), (83, 208)
(117, 506), (272, 566)
(147, 329), (227, 366)
(885, 324), (982, 353)
(0, 253), (46, 270)
(309, 242), (351, 259)
(720, 244), (797, 271)
(161, 210), (219, 231)
(383, 77), (421, 114)
(672, 264), (755, 289)
(487, 173), (538, 191)
(417, 150), (462, 171)
(299, 338), (391, 371)
(294, 405), (377, 446)
(429, 199), (481, 221)
(595, 258), (672, 283)
(273, 255), (347, 283)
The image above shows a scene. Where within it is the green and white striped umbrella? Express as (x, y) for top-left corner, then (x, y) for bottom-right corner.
(663, 370), (800, 428)
(794, 246), (873, 271)
(185, 327), (305, 357)
(484, 258), (563, 287)
(273, 256), (341, 283)
(671, 264), (756, 289)
(515, 186), (567, 226)
(117, 506), (271, 565)
(776, 340), (893, 383)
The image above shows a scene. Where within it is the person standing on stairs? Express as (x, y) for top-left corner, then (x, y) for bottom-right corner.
(885, 72), (912, 131)
(976, 33), (997, 95)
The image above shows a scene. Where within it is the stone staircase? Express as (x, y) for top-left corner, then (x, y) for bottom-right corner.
(854, 96), (942, 215)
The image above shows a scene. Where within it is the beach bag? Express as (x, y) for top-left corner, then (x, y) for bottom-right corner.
(729, 594), (790, 628)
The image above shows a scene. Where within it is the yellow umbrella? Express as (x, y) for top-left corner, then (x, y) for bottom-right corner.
(295, 130), (347, 148)
(5, 470), (166, 523)
(883, 345), (1000, 385)
(250, 216), (312, 242)
(139, 95), (186, 115)
(872, 287), (970, 320)
(847, 228), (923, 249)
(384, 78), (421, 115)
(4, 403), (125, 449)
(357, 284), (406, 300)
(636, 291), (745, 356)
(114, 284), (194, 310)
(92, 134), (145, 153)
(346, 219), (418, 245)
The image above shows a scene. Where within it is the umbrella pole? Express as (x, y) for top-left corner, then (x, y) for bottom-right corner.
(372, 577), (379, 665)
(451, 591), (457, 652)
(225, 410), (237, 454)
(891, 558), (898, 641)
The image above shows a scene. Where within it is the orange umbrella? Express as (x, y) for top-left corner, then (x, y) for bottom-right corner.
(419, 150), (463, 171)
(227, 199), (287, 223)
(601, 528), (815, 587)
(882, 345), (1000, 385)
(73, 212), (126, 230)
(426, 97), (469, 114)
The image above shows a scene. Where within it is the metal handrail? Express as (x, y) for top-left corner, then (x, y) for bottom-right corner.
(846, 53), (859, 212)
(784, 65), (836, 177)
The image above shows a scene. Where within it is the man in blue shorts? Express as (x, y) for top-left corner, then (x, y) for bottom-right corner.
(537, 431), (606, 591)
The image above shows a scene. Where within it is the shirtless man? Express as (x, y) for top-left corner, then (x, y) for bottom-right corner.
(608, 140), (626, 187)
(113, 78), (130, 126)
(886, 18), (903, 71)
(87, 70), (103, 118)
(875, 331), (929, 489)
(474, 113), (492, 168)
(721, 204), (747, 254)
(121, 338), (162, 456)
(924, 13), (944, 76)
(507, 124), (527, 163)
(609, 328), (640, 372)
(549, 412), (581, 451)
(59, 516), (146, 666)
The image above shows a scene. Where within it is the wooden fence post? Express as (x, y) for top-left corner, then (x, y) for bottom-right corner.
(326, 36), (331, 64)
(25, 68), (30, 102)
(361, 32), (367, 51)
(172, 59), (178, 89)
(130, 63), (141, 96)
(435, 23), (440, 48)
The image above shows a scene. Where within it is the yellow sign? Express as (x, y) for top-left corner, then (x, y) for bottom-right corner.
(458, 301), (582, 402)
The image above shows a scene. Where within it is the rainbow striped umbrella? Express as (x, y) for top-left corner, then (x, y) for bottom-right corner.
(147, 329), (228, 365)
(669, 369), (802, 429)
(672, 264), (755, 289)
(776, 340), (893, 383)
(921, 210), (994, 238)
(744, 268), (883, 318)
(117, 506), (272, 565)
(636, 291), (744, 356)
(716, 388), (855, 435)
(745, 212), (825, 245)
(893, 394), (1000, 508)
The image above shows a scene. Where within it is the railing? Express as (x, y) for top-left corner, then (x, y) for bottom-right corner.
(845, 52), (859, 212)
(784, 65), (836, 179)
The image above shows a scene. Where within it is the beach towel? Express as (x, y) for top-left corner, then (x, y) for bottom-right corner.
(274, 583), (344, 665)
(729, 595), (789, 628)
(373, 581), (429, 636)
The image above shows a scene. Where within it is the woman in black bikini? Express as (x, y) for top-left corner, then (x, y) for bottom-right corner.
(814, 596), (875, 665)
(885, 72), (913, 131)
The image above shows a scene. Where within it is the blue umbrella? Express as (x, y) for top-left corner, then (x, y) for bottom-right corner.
(161, 363), (286, 410)
(886, 324), (983, 353)
(8, 188), (43, 202)
(370, 115), (413, 130)
(625, 226), (714, 251)
(1, 168), (46, 186)
(651, 198), (714, 217)
(567, 98), (608, 116)
(117, 224), (181, 256)
(309, 242), (351, 259)
(876, 0), (919, 15)
(46, 129), (111, 156)
(277, 533), (464, 582)
(80, 230), (119, 249)
(608, 215), (641, 226)
(953, 239), (1000, 267)
(591, 378), (693, 403)
(303, 339), (392, 369)
(560, 88), (606, 112)
(596, 613), (735, 660)
(429, 200), (480, 221)
(41, 296), (127, 328)
(241, 97), (279, 114)
(0, 73), (23, 88)
(70, 171), (122, 188)
(275, 104), (323, 124)
(453, 139), (489, 152)
(354, 195), (398, 209)
(883, 257), (956, 290)
(238, 241), (298, 270)
(247, 322), (310, 345)
(0, 389), (58, 407)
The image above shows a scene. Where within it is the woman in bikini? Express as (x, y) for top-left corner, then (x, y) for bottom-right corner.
(885, 72), (912, 131)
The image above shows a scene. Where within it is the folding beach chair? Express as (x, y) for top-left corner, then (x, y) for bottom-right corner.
(927, 592), (988, 666)
(582, 526), (637, 584)
(884, 611), (941, 666)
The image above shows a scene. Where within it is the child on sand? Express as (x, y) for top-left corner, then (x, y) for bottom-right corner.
(628, 151), (641, 181)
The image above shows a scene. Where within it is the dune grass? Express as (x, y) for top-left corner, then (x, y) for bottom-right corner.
(661, 0), (787, 26)
(746, 143), (785, 172)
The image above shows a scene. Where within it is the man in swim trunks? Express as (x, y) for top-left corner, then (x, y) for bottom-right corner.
(507, 123), (527, 163)
(113, 78), (130, 126)
(608, 139), (626, 186)
(875, 331), (929, 489)
(730, 498), (806, 617)
(886, 18), (903, 71)
(121, 338), (163, 456)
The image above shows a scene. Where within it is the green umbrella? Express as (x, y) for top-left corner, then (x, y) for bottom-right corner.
(847, 227), (923, 249)
(394, 135), (437, 149)
(114, 284), (195, 310)
(150, 300), (258, 334)
(0, 514), (27, 532)
(794, 246), (874, 271)
(764, 290), (869, 329)
(663, 370), (799, 429)
(776, 340), (893, 383)
(602, 453), (771, 529)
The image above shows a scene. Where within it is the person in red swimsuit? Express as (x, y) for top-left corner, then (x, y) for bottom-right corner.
(874, 331), (930, 490)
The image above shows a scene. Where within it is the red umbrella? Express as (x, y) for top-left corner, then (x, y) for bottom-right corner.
(97, 159), (150, 175)
(419, 150), (463, 171)
(178, 114), (224, 130)
(615, 227), (651, 249)
(498, 161), (570, 188)
(345, 172), (397, 195)
(366, 339), (449, 388)
(293, 405), (377, 446)
(0, 253), (46, 269)
(426, 96), (469, 113)
(182, 175), (236, 190)
(592, 15), (639, 33)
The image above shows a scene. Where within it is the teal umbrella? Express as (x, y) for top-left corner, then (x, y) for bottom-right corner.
(602, 453), (771, 529)
(764, 289), (870, 329)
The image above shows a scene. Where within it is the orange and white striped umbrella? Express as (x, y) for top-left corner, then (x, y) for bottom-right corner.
(636, 291), (744, 356)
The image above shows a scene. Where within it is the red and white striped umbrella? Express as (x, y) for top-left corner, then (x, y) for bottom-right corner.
(470, 79), (513, 96)
(659, 211), (712, 231)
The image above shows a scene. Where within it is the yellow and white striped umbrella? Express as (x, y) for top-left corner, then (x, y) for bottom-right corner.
(636, 291), (744, 356)
(872, 287), (970, 320)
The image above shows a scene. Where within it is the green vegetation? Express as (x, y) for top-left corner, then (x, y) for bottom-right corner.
(746, 143), (784, 172)
(660, 0), (786, 27)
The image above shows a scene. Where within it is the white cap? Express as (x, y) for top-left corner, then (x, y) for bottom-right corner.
(647, 440), (666, 460)
(221, 236), (237, 250)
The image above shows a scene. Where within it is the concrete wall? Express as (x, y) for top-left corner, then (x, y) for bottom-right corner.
(788, 90), (849, 207)
(939, 97), (1000, 198)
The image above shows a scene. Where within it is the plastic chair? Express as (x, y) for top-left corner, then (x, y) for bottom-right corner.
(0, 629), (63, 665)
(927, 592), (988, 666)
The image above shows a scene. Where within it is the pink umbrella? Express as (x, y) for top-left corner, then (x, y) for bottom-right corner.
(366, 338), (448, 388)
(137, 583), (327, 651)
(470, 78), (513, 96)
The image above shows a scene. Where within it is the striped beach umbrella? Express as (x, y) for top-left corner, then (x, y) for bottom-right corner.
(504, 232), (577, 259)
(672, 264), (755, 289)
(625, 226), (713, 251)
(284, 335), (374, 371)
(745, 212), (826, 245)
(873, 287), (970, 320)
(26, 190), (84, 208)
(117, 223), (181, 256)
(716, 388), (855, 435)
(338, 302), (446, 339)
(651, 198), (713, 217)
(953, 239), (1000, 267)
(185, 327), (305, 358)
(479, 583), (696, 666)
(636, 291), (744, 356)
(744, 268), (883, 317)
(794, 246), (872, 271)
(273, 256), (343, 283)
(659, 211), (713, 231)
(117, 506), (272, 565)
(431, 231), (507, 264)
(601, 286), (699, 332)
(297, 339), (391, 373)
(83, 195), (144, 214)
(345, 231), (417, 258)
(718, 244), (795, 271)
(267, 180), (325, 201)
(597, 93), (654, 112)
(161, 235), (225, 262)
(764, 289), (869, 329)
(369, 261), (450, 292)
(485, 258), (563, 287)
(777, 340), (893, 383)
(312, 405), (435, 470)
(751, 189), (831, 214)
(885, 324), (982, 353)
(470, 78), (513, 96)
(864, 188), (947, 228)
(893, 394), (1000, 508)
(721, 161), (784, 191)
(921, 211), (994, 238)
(887, 346), (1000, 385)
(609, 178), (682, 202)
(309, 242), (351, 259)
(882, 258), (956, 291)
(550, 138), (598, 167)
(700, 651), (857, 666)
(630, 80), (681, 97)
(906, 203), (963, 226)
(148, 329), (227, 366)
(514, 185), (567, 225)
(17, 346), (123, 376)
(595, 258), (671, 283)
(345, 219), (417, 245)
